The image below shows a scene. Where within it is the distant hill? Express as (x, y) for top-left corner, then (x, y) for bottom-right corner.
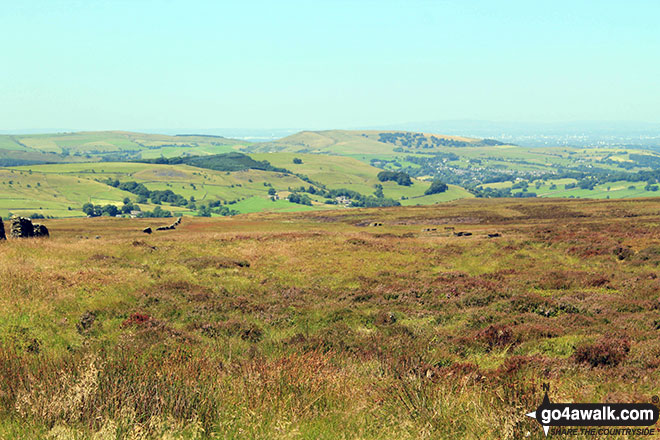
(2, 129), (660, 218)
(244, 129), (495, 155)
(0, 131), (247, 164)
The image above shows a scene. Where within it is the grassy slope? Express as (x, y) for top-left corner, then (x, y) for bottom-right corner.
(0, 168), (185, 218)
(247, 129), (481, 155)
(3, 154), (474, 217)
(2, 130), (659, 216)
(247, 129), (660, 175)
(2, 198), (660, 438)
(483, 178), (659, 199)
(2, 162), (321, 217)
(250, 152), (473, 202)
(0, 131), (247, 158)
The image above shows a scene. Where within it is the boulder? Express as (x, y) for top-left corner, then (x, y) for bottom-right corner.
(33, 224), (49, 237)
(143, 227), (152, 234)
(10, 216), (35, 238)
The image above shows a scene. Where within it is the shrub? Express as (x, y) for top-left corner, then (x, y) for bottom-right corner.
(477, 325), (515, 350)
(377, 170), (412, 186)
(424, 180), (448, 195)
(574, 336), (630, 367)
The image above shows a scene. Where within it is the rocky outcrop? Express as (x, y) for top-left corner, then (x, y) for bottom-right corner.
(8, 216), (49, 238)
(10, 216), (35, 238)
(0, 217), (5, 240)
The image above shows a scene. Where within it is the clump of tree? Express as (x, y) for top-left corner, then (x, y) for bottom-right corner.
(424, 180), (448, 195)
(81, 202), (175, 218)
(293, 157), (303, 164)
(82, 203), (121, 217)
(326, 188), (400, 207)
(287, 193), (312, 206)
(138, 206), (173, 218)
(103, 179), (189, 206)
(197, 200), (239, 217)
(377, 171), (412, 186)
(120, 198), (139, 214)
(137, 152), (289, 173)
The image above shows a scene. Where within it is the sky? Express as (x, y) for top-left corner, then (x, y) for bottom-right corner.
(1, 0), (659, 132)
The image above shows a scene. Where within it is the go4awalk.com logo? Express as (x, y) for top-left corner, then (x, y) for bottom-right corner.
(526, 384), (659, 436)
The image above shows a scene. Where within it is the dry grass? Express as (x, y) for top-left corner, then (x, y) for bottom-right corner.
(2, 198), (660, 438)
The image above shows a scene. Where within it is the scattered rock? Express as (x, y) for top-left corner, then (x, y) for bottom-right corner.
(487, 233), (501, 238)
(95, 235), (101, 239)
(142, 227), (152, 234)
(155, 217), (182, 231)
(369, 222), (383, 227)
(453, 231), (472, 237)
(422, 227), (437, 232)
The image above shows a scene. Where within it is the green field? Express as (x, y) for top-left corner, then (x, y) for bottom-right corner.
(480, 178), (657, 199)
(0, 131), (247, 165)
(1, 129), (659, 219)
(1, 154), (472, 218)
(1, 162), (328, 217)
(249, 152), (470, 202)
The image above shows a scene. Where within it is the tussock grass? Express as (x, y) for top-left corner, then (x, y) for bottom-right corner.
(1, 198), (660, 438)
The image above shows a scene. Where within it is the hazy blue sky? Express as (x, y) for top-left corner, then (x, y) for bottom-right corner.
(1, 0), (659, 131)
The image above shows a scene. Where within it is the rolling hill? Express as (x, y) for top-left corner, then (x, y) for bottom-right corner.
(2, 162), (318, 218)
(2, 152), (470, 218)
(0, 131), (247, 165)
(244, 129), (486, 155)
(1, 129), (660, 219)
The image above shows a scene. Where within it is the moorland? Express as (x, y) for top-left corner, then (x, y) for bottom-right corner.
(2, 197), (660, 439)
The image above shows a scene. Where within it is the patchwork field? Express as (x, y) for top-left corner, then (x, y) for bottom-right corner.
(1, 155), (471, 218)
(0, 163), (334, 218)
(3, 130), (660, 212)
(0, 131), (245, 157)
(2, 198), (660, 438)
